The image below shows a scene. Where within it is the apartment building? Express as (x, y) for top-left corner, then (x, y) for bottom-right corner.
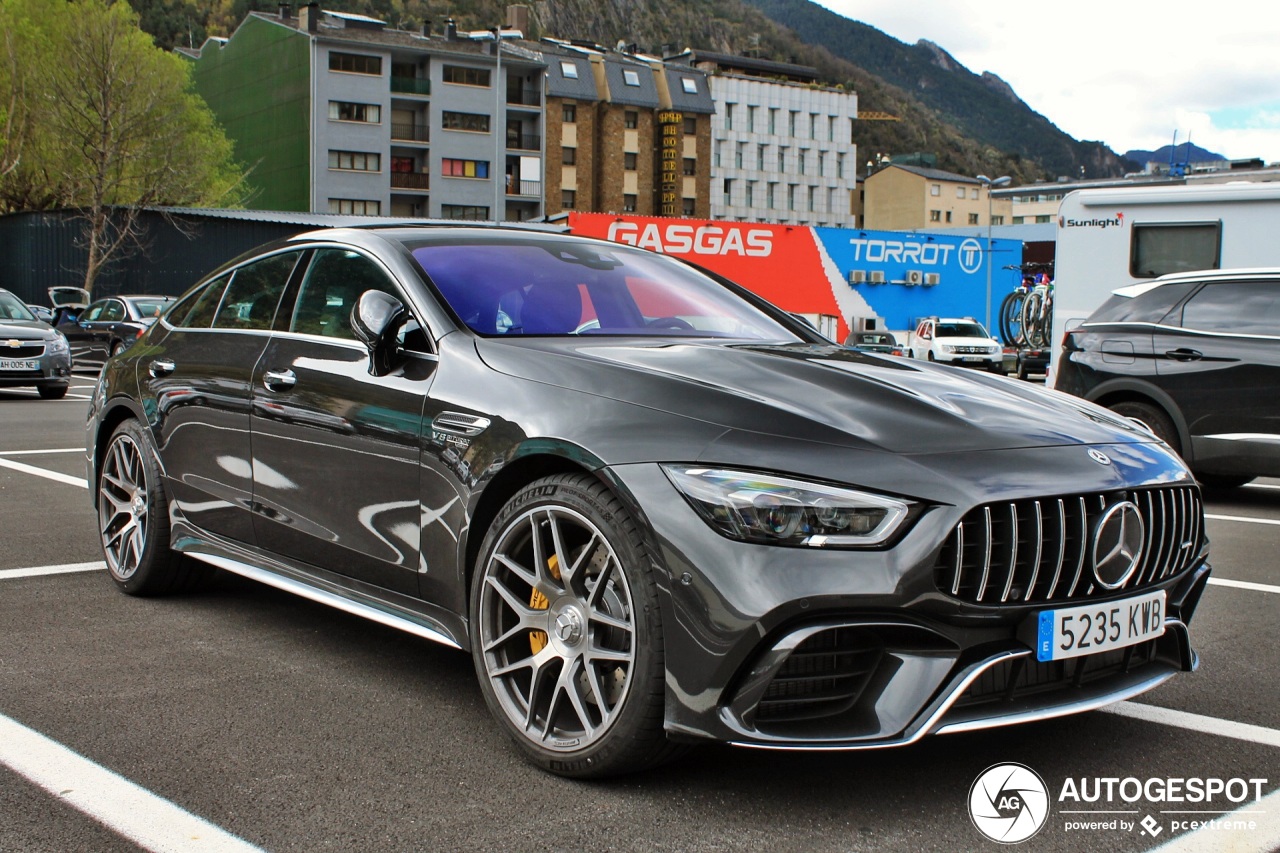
(863, 164), (1012, 230)
(185, 5), (546, 221)
(671, 50), (858, 227)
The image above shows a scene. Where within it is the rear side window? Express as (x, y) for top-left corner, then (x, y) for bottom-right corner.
(170, 276), (229, 329)
(1130, 222), (1221, 278)
(1088, 281), (1199, 324)
(211, 252), (301, 331)
(1179, 280), (1280, 335)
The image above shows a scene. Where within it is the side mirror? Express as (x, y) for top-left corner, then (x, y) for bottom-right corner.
(351, 290), (409, 377)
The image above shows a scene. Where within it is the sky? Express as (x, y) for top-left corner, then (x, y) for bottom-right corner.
(809, 0), (1280, 165)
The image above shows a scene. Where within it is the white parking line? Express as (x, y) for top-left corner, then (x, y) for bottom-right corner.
(0, 448), (83, 456)
(1244, 483), (1280, 492)
(0, 712), (264, 853)
(0, 561), (105, 580)
(1103, 702), (1280, 749)
(1206, 513), (1280, 527)
(1208, 577), (1280, 595)
(0, 457), (87, 488)
(1152, 787), (1280, 853)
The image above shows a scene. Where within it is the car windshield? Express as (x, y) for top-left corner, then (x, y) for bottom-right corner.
(859, 333), (893, 345)
(0, 291), (36, 321)
(409, 239), (801, 340)
(126, 297), (172, 319)
(936, 322), (988, 338)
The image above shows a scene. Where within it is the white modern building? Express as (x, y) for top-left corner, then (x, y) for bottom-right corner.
(672, 51), (858, 227)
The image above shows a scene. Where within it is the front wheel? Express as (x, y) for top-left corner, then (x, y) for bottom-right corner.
(97, 420), (208, 595)
(1109, 401), (1180, 457)
(471, 474), (679, 777)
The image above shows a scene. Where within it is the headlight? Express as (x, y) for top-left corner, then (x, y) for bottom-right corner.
(662, 466), (913, 547)
(46, 333), (69, 354)
(942, 345), (956, 353)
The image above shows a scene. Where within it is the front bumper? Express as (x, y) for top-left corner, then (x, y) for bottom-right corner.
(0, 350), (72, 388)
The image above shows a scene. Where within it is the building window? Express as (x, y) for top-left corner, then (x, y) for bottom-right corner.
(682, 198), (695, 215)
(1035, 214), (1052, 223)
(745, 181), (755, 207)
(329, 101), (380, 123)
(930, 184), (940, 196)
(441, 158), (490, 178)
(681, 77), (697, 94)
(757, 144), (765, 170)
(788, 111), (798, 136)
(787, 184), (796, 210)
(683, 116), (696, 134)
(442, 65), (490, 87)
(682, 157), (696, 176)
(329, 52), (381, 75)
(956, 186), (966, 199)
(767, 182), (776, 209)
(622, 69), (640, 87)
(561, 190), (575, 210)
(778, 146), (787, 171)
(809, 113), (817, 138)
(797, 149), (806, 175)
(1012, 216), (1025, 225)
(562, 147), (576, 165)
(747, 105), (756, 131)
(441, 204), (490, 220)
(624, 152), (637, 170)
(828, 115), (836, 141)
(837, 153), (844, 178)
(818, 152), (826, 177)
(993, 215), (1006, 225)
(560, 61), (579, 79)
(328, 198), (380, 215)
(624, 110), (638, 129)
(971, 188), (980, 199)
(723, 178), (733, 206)
(945, 211), (953, 223)
(713, 141), (721, 167)
(968, 213), (980, 225)
(929, 209), (941, 222)
(735, 143), (743, 169)
(562, 103), (576, 123)
(768, 108), (778, 134)
(441, 111), (490, 133)
(327, 150), (380, 172)
(623, 194), (637, 212)
(808, 185), (816, 212)
(724, 103), (734, 130)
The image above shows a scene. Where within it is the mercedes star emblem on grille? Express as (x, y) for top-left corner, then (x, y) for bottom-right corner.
(1092, 500), (1145, 589)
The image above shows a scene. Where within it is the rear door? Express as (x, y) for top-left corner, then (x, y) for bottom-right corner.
(250, 247), (437, 595)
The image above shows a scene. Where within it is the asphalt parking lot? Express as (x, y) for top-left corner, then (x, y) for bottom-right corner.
(1, 378), (1278, 853)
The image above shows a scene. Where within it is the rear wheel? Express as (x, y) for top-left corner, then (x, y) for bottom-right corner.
(1109, 401), (1180, 456)
(97, 420), (208, 595)
(471, 474), (679, 777)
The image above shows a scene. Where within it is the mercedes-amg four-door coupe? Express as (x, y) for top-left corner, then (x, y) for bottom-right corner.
(87, 226), (1211, 777)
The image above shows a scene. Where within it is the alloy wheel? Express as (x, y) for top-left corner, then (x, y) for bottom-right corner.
(98, 433), (150, 581)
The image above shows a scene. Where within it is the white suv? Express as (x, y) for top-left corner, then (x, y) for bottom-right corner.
(910, 317), (1005, 374)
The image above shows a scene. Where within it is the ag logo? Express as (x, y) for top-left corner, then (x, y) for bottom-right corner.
(969, 763), (1049, 844)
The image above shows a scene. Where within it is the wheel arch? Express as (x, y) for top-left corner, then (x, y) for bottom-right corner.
(1087, 380), (1191, 460)
(89, 398), (150, 509)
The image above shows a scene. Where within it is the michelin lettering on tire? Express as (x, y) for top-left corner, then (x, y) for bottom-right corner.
(969, 762), (1049, 844)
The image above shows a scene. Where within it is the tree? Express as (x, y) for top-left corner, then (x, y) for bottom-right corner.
(0, 0), (248, 294)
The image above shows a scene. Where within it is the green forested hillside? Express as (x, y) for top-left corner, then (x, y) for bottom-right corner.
(129, 0), (1128, 182)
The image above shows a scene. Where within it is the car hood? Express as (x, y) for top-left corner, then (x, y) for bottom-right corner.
(0, 319), (53, 336)
(934, 336), (1000, 348)
(475, 338), (1150, 455)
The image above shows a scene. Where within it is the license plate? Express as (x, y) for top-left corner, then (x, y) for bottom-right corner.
(961, 356), (985, 363)
(0, 358), (40, 371)
(1033, 589), (1166, 662)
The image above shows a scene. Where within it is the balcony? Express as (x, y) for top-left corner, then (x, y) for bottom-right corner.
(391, 172), (430, 190)
(506, 89), (541, 107)
(391, 123), (430, 143)
(507, 179), (540, 196)
(506, 134), (541, 151)
(391, 76), (431, 96)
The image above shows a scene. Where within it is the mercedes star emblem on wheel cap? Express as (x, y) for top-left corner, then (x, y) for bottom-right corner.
(1088, 448), (1112, 465)
(1092, 500), (1145, 589)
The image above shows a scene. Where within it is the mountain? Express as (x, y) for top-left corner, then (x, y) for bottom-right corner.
(1123, 143), (1226, 166)
(135, 0), (1125, 182)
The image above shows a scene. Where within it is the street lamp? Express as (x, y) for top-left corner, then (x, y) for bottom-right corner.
(976, 173), (1010, 332)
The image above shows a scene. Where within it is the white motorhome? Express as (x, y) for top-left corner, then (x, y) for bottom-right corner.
(1051, 181), (1280, 380)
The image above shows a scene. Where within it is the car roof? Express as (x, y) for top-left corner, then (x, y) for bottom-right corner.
(1111, 268), (1280, 299)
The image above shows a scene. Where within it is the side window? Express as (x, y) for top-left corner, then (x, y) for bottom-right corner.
(1090, 281), (1199, 324)
(290, 249), (400, 341)
(99, 300), (127, 322)
(172, 275), (231, 329)
(1180, 281), (1280, 336)
(1130, 222), (1221, 278)
(211, 252), (301, 331)
(83, 301), (107, 322)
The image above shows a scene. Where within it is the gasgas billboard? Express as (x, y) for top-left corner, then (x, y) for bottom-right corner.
(567, 212), (1022, 342)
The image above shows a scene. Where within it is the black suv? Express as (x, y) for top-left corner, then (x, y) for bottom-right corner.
(1055, 269), (1280, 488)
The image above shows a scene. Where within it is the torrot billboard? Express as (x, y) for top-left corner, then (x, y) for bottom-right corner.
(568, 212), (1023, 341)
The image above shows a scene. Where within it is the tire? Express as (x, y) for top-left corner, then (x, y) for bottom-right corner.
(1021, 292), (1045, 347)
(1195, 473), (1255, 489)
(470, 473), (680, 778)
(97, 420), (208, 595)
(109, 340), (125, 358)
(1016, 359), (1029, 381)
(1109, 401), (1181, 456)
(926, 351), (935, 362)
(38, 384), (68, 399)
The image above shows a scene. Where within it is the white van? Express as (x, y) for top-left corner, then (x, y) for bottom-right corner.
(1051, 181), (1280, 381)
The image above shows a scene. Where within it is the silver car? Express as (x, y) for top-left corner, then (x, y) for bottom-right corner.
(0, 288), (73, 399)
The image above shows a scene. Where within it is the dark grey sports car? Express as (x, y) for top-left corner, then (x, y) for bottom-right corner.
(86, 226), (1211, 777)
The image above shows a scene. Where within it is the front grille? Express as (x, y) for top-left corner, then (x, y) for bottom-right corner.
(2, 342), (45, 358)
(934, 485), (1202, 605)
(953, 346), (992, 354)
(755, 627), (882, 723)
(954, 640), (1159, 709)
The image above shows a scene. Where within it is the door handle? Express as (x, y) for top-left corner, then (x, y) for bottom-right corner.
(263, 369), (297, 392)
(1165, 348), (1202, 362)
(148, 359), (176, 378)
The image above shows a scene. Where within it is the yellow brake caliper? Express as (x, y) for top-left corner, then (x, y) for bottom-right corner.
(529, 553), (560, 654)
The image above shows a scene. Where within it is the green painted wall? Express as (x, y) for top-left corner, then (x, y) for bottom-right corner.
(190, 18), (311, 211)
